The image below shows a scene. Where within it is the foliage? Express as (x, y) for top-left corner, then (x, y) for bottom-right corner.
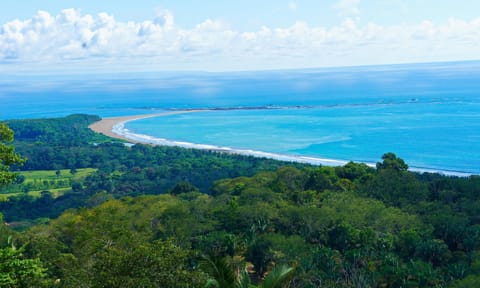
(0, 122), (25, 187)
(201, 255), (239, 288)
(6, 114), (105, 147)
(0, 115), (299, 223)
(0, 244), (50, 287)
(201, 254), (295, 288)
(18, 198), (207, 287)
(1, 115), (480, 286)
(0, 168), (96, 196)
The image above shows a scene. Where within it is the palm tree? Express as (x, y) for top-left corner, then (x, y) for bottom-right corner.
(260, 265), (296, 288)
(201, 254), (295, 288)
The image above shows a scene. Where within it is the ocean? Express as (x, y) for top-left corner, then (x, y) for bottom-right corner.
(2, 61), (480, 175)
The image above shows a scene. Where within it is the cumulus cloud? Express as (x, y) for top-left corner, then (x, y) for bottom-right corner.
(1, 9), (480, 72)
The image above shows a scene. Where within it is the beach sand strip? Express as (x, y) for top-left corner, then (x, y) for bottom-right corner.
(88, 111), (199, 143)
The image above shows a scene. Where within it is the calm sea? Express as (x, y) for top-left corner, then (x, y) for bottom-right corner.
(2, 61), (480, 174)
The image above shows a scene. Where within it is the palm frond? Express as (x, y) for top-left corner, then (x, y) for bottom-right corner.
(200, 254), (237, 288)
(236, 266), (252, 288)
(260, 265), (296, 288)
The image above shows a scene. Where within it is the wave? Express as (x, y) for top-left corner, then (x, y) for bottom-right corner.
(112, 120), (473, 177)
(113, 121), (354, 165)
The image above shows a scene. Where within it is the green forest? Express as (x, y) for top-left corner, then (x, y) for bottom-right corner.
(0, 114), (479, 287)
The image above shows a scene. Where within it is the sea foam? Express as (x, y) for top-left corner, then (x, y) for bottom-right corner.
(112, 119), (472, 177)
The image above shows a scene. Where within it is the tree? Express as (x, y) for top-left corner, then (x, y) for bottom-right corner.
(246, 236), (275, 278)
(0, 122), (25, 186)
(201, 254), (295, 288)
(376, 152), (408, 172)
(0, 244), (49, 287)
(86, 240), (206, 288)
(169, 181), (199, 195)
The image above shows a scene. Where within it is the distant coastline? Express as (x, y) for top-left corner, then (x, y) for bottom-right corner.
(125, 99), (434, 113)
(89, 111), (473, 177)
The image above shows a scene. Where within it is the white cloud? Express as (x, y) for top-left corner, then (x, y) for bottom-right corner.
(1, 9), (480, 72)
(154, 9), (174, 30)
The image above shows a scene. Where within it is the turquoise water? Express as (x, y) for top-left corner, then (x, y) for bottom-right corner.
(2, 61), (480, 174)
(126, 101), (480, 174)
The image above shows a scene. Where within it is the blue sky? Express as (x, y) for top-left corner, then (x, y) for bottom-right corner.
(1, 1), (480, 72)
(3, 0), (480, 28)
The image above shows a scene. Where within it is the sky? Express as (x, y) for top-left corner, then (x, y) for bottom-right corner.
(1, 0), (480, 73)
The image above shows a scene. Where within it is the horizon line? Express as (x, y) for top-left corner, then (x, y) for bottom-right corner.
(3, 58), (480, 77)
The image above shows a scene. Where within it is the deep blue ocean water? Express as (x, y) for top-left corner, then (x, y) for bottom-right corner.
(2, 61), (480, 174)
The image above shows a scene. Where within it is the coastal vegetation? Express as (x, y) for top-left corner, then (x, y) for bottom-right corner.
(1, 114), (480, 287)
(0, 121), (25, 186)
(0, 168), (96, 198)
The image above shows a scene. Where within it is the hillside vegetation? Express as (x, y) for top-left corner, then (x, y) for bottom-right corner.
(0, 115), (479, 287)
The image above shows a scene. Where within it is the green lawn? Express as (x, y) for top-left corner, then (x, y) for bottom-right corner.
(20, 168), (96, 182)
(0, 168), (96, 199)
(27, 187), (72, 198)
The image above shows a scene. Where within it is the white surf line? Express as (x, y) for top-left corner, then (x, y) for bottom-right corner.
(110, 114), (474, 177)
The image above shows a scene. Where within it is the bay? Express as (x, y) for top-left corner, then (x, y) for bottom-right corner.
(2, 61), (480, 174)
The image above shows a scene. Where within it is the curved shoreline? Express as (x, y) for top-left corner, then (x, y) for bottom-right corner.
(88, 111), (201, 143)
(89, 112), (473, 177)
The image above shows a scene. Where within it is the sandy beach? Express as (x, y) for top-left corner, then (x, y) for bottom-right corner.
(88, 111), (353, 167)
(88, 111), (472, 177)
(88, 111), (199, 143)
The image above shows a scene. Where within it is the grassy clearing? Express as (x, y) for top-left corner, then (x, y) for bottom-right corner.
(26, 187), (72, 198)
(20, 168), (96, 182)
(0, 168), (96, 198)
